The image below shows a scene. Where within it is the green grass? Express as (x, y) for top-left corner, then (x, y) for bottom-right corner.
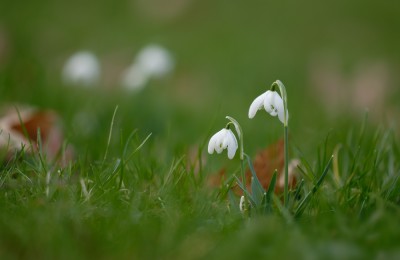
(0, 111), (399, 259)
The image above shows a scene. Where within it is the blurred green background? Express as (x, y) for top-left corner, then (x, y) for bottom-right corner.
(0, 0), (399, 158)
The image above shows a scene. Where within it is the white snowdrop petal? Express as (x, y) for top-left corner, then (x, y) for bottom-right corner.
(222, 135), (230, 149)
(228, 129), (238, 147)
(277, 104), (286, 124)
(207, 133), (218, 154)
(271, 92), (285, 124)
(263, 90), (275, 114)
(248, 92), (267, 119)
(226, 130), (238, 159)
(214, 129), (227, 153)
(208, 129), (225, 154)
(227, 143), (237, 159)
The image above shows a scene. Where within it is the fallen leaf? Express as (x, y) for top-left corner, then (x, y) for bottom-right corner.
(207, 139), (299, 195)
(0, 105), (74, 165)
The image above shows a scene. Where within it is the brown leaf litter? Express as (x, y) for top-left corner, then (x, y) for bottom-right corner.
(207, 139), (300, 195)
(0, 105), (73, 165)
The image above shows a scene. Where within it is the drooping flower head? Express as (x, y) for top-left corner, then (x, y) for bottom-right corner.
(208, 128), (238, 159)
(248, 90), (287, 124)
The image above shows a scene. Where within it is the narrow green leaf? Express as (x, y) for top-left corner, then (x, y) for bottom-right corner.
(126, 133), (153, 162)
(266, 171), (277, 201)
(103, 158), (121, 186)
(295, 155), (333, 218)
(273, 195), (294, 224)
(103, 105), (119, 165)
(228, 190), (240, 213)
(244, 153), (265, 205)
(234, 176), (257, 207)
(265, 171), (277, 212)
(290, 179), (304, 208)
(122, 129), (138, 158)
(251, 176), (263, 206)
(298, 156), (316, 181)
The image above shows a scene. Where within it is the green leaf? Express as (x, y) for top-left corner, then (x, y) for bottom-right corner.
(244, 153), (265, 205)
(234, 176), (257, 207)
(289, 179), (304, 209)
(262, 170), (278, 213)
(228, 190), (240, 213)
(295, 155), (333, 218)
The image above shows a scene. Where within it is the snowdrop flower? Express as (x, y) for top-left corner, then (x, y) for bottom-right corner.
(122, 44), (174, 90)
(62, 51), (100, 87)
(248, 90), (287, 124)
(208, 128), (238, 159)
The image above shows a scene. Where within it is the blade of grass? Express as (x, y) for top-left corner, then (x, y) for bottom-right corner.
(234, 176), (257, 208)
(15, 106), (35, 154)
(103, 105), (119, 166)
(264, 170), (277, 213)
(244, 153), (264, 199)
(228, 190), (240, 213)
(295, 155), (333, 218)
(126, 133), (152, 162)
(273, 195), (293, 224)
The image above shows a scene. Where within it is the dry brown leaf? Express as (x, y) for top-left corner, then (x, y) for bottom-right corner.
(208, 139), (300, 195)
(0, 105), (74, 164)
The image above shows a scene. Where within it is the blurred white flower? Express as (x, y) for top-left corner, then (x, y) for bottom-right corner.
(122, 44), (174, 90)
(248, 90), (287, 124)
(62, 51), (100, 87)
(208, 128), (238, 160)
(136, 44), (174, 78)
(121, 64), (149, 91)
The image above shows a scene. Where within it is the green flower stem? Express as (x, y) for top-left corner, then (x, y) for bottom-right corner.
(284, 125), (289, 207)
(271, 80), (289, 208)
(240, 157), (247, 209)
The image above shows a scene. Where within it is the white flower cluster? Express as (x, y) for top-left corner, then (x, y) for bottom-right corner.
(62, 51), (100, 87)
(208, 89), (287, 160)
(121, 44), (174, 90)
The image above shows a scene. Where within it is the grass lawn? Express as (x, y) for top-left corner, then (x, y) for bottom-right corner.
(0, 0), (400, 259)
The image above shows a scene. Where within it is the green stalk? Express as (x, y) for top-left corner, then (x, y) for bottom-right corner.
(240, 158), (246, 205)
(272, 80), (289, 208)
(284, 125), (289, 207)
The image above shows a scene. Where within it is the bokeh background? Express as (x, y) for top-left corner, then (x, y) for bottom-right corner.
(1, 0), (399, 159)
